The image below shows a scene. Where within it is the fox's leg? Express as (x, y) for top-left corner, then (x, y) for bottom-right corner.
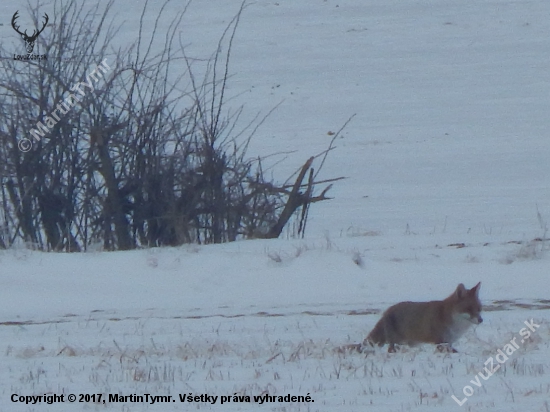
(388, 343), (397, 353)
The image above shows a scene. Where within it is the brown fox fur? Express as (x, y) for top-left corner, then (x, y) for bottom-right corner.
(364, 282), (482, 352)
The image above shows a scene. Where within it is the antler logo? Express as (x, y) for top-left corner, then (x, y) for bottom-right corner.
(11, 11), (49, 54)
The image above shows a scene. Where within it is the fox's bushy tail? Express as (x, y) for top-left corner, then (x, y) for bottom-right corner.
(363, 319), (386, 347)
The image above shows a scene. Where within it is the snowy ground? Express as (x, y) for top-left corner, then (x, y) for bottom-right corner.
(1, 0), (550, 410)
(1, 236), (550, 411)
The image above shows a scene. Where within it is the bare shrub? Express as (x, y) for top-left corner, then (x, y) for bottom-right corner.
(0, 1), (344, 251)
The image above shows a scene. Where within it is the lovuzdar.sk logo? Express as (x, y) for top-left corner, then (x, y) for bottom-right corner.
(12, 10), (49, 61)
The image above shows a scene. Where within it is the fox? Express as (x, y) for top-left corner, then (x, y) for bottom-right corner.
(363, 282), (482, 353)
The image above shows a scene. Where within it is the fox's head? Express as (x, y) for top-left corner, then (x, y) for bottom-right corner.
(452, 282), (483, 325)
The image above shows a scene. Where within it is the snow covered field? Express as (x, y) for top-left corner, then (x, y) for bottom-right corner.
(1, 0), (550, 410)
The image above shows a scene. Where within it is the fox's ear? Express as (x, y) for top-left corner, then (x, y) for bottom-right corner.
(455, 283), (467, 298)
(472, 282), (481, 297)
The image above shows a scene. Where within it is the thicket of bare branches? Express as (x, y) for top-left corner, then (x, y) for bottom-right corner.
(0, 0), (343, 251)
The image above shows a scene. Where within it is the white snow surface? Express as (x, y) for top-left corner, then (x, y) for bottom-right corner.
(1, 0), (550, 411)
